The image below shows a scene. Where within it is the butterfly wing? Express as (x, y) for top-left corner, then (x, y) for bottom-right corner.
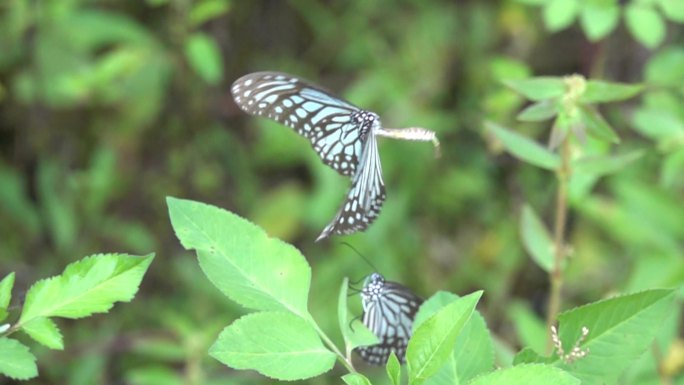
(315, 132), (386, 241)
(357, 280), (423, 365)
(231, 72), (364, 176)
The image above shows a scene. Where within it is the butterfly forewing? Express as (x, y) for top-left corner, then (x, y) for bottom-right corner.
(356, 273), (422, 365)
(231, 72), (364, 176)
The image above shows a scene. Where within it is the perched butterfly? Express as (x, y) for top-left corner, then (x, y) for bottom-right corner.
(355, 273), (423, 365)
(231, 72), (440, 241)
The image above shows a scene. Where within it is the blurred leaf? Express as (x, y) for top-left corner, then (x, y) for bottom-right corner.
(184, 32), (224, 85)
(517, 100), (559, 122)
(0, 338), (37, 380)
(508, 302), (547, 354)
(407, 291), (482, 385)
(342, 373), (372, 385)
(515, 0), (548, 5)
(485, 121), (560, 170)
(190, 0), (231, 26)
(131, 338), (187, 362)
(37, 160), (77, 252)
(543, 0), (580, 31)
(503, 77), (565, 101)
(490, 57), (531, 81)
(386, 352), (401, 385)
(0, 164), (40, 236)
(644, 47), (684, 86)
(625, 5), (666, 48)
(580, 81), (644, 103)
(520, 204), (554, 272)
(250, 183), (306, 241)
(661, 148), (684, 187)
(579, 1), (620, 41)
(167, 197), (311, 318)
(573, 150), (645, 177)
(0, 273), (14, 322)
(658, 0), (684, 22)
(467, 364), (579, 385)
(337, 278), (379, 353)
(210, 311), (336, 381)
(516, 290), (676, 385)
(580, 105), (620, 143)
(18, 253), (154, 324)
(632, 107), (684, 141)
(21, 317), (63, 350)
(126, 365), (184, 385)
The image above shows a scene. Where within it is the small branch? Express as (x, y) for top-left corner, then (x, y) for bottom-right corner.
(310, 320), (357, 373)
(546, 136), (571, 353)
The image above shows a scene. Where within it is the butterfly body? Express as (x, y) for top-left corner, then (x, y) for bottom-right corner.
(357, 273), (423, 365)
(231, 72), (438, 241)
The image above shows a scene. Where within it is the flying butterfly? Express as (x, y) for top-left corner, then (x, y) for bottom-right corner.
(231, 72), (440, 241)
(355, 272), (423, 365)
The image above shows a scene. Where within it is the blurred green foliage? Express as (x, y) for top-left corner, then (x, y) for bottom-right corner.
(0, 0), (683, 383)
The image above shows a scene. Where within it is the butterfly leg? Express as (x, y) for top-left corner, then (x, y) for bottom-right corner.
(376, 127), (441, 157)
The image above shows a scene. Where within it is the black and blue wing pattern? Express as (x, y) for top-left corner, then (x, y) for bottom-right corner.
(356, 273), (423, 365)
(231, 72), (386, 240)
(231, 72), (364, 176)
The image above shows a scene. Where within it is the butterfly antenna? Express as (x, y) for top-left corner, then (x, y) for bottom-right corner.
(348, 314), (363, 332)
(340, 242), (379, 273)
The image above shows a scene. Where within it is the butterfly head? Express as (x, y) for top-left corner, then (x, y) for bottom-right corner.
(361, 273), (386, 302)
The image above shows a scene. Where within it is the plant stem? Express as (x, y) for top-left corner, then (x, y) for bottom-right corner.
(310, 319), (356, 373)
(546, 137), (571, 354)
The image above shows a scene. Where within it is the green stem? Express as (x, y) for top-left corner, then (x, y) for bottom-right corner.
(546, 137), (571, 354)
(310, 320), (356, 373)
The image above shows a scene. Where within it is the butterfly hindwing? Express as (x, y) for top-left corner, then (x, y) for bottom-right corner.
(231, 72), (364, 176)
(316, 131), (386, 241)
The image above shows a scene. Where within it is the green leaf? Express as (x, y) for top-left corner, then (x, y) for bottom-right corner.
(520, 204), (554, 272)
(190, 0), (231, 26)
(514, 0), (548, 5)
(659, 0), (684, 22)
(167, 197), (312, 319)
(516, 290), (676, 385)
(407, 291), (483, 385)
(416, 292), (494, 385)
(0, 337), (38, 380)
(184, 32), (223, 85)
(18, 253), (154, 326)
(625, 5), (666, 48)
(338, 278), (379, 353)
(343, 373), (373, 385)
(508, 302), (547, 354)
(21, 317), (63, 350)
(485, 121), (560, 170)
(466, 364), (579, 385)
(579, 2), (620, 41)
(386, 352), (401, 385)
(503, 77), (566, 101)
(0, 273), (14, 322)
(580, 80), (644, 103)
(579, 105), (620, 143)
(573, 150), (645, 177)
(209, 311), (336, 381)
(517, 100), (559, 122)
(631, 107), (684, 141)
(644, 47), (684, 86)
(543, 0), (580, 31)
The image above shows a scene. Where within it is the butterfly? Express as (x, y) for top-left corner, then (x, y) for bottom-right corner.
(355, 272), (423, 365)
(231, 72), (440, 241)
